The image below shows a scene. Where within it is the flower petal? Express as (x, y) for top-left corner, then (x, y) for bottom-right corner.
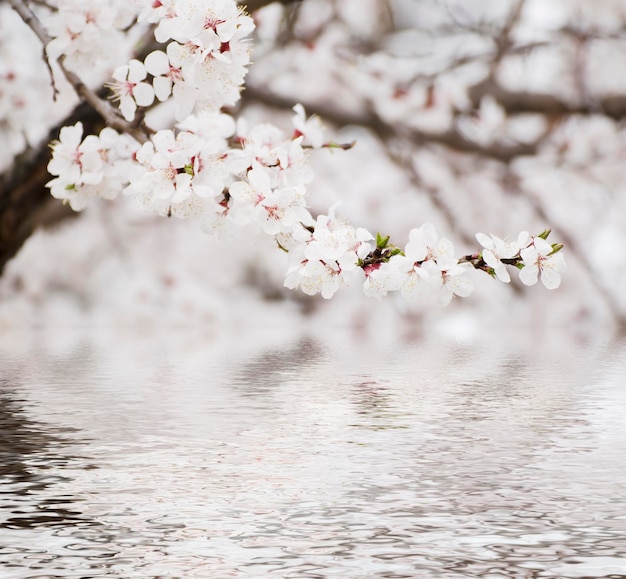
(534, 237), (553, 256)
(144, 50), (170, 76)
(540, 267), (561, 289)
(127, 59), (147, 82)
(120, 96), (137, 121)
(153, 76), (172, 102)
(133, 82), (155, 107)
(519, 264), (539, 286)
(475, 232), (492, 249)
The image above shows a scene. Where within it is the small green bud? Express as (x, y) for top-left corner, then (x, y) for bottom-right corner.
(325, 141), (356, 151)
(376, 233), (390, 249)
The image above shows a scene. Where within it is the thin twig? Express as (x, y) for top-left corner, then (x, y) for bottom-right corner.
(8, 0), (59, 98)
(238, 0), (301, 13)
(8, 0), (148, 143)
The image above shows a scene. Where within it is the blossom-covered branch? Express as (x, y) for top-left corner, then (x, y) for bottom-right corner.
(10, 0), (566, 307)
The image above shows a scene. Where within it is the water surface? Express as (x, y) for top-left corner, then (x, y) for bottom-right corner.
(1, 328), (625, 578)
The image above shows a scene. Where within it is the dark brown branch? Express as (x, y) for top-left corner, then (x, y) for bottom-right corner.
(8, 0), (148, 143)
(243, 84), (541, 162)
(0, 102), (104, 275)
(0, 0), (157, 273)
(469, 77), (626, 120)
(491, 0), (525, 66)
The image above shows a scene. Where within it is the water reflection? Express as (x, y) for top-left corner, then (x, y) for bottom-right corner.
(0, 329), (625, 578)
(0, 384), (84, 522)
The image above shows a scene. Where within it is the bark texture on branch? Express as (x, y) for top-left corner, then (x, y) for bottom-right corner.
(242, 84), (541, 162)
(469, 78), (626, 121)
(0, 102), (103, 274)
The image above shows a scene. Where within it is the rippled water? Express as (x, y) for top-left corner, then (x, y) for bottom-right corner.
(1, 328), (626, 578)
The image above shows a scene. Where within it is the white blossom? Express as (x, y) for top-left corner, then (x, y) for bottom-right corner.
(229, 165), (312, 235)
(285, 258), (346, 300)
(33, 0), (569, 311)
(154, 0), (254, 49)
(124, 129), (208, 218)
(47, 123), (138, 210)
(292, 104), (326, 148)
(435, 256), (475, 306)
(476, 231), (529, 283)
(144, 49), (183, 102)
(381, 224), (474, 304)
(284, 212), (372, 299)
(363, 261), (403, 300)
(47, 123), (102, 210)
(110, 60), (155, 121)
(391, 255), (442, 302)
(45, 0), (136, 76)
(519, 237), (567, 289)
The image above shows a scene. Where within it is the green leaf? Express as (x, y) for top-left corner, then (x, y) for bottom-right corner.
(537, 228), (551, 240)
(549, 243), (564, 255)
(376, 233), (389, 249)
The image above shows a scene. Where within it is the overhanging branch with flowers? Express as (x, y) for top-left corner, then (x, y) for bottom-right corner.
(6, 0), (566, 306)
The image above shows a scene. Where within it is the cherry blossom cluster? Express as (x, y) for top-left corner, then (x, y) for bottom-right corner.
(45, 0), (138, 76)
(109, 0), (255, 122)
(47, 123), (139, 210)
(124, 103), (330, 236)
(126, 112), (234, 223)
(283, 221), (566, 303)
(361, 225), (475, 305)
(283, 208), (374, 299)
(38, 0), (566, 305)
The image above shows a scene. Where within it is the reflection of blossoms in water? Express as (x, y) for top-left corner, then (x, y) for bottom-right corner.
(0, 327), (623, 577)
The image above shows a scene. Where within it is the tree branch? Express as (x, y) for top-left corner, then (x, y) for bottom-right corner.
(469, 77), (626, 120)
(243, 84), (541, 162)
(239, 0), (302, 13)
(0, 102), (105, 274)
(8, 0), (148, 143)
